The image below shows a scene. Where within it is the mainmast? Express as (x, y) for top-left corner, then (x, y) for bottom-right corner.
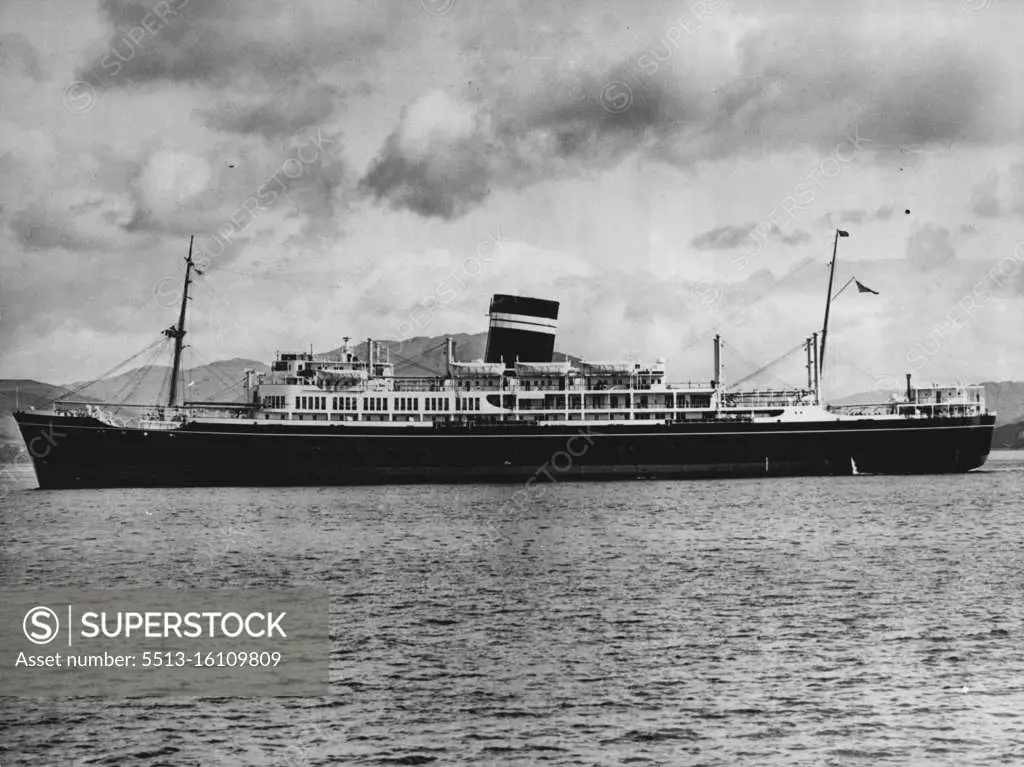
(163, 235), (198, 407)
(818, 229), (848, 397)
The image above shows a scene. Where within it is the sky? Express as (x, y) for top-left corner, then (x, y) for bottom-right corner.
(1, 0), (1023, 397)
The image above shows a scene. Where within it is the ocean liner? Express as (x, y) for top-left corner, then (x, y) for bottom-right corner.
(14, 232), (995, 488)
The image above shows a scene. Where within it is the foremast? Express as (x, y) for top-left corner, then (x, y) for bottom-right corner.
(162, 235), (200, 407)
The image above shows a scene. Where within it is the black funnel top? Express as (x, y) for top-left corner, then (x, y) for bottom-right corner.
(484, 294), (560, 365)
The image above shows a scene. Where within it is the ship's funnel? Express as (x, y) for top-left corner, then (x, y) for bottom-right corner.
(484, 294), (560, 365)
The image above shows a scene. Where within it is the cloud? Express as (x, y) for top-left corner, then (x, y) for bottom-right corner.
(777, 228), (811, 247)
(690, 222), (810, 251)
(0, 32), (46, 81)
(358, 90), (493, 219)
(821, 205), (898, 227)
(71, 0), (384, 142)
(691, 225), (754, 251)
(8, 182), (137, 253)
(201, 84), (342, 138)
(969, 163), (1024, 219)
(905, 224), (955, 271)
(77, 0), (387, 87)
(361, 5), (1008, 221)
(357, 70), (686, 219)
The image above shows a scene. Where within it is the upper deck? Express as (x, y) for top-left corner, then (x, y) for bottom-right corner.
(240, 343), (988, 427)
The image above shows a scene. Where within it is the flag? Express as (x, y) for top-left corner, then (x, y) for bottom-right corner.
(837, 229), (850, 237)
(855, 279), (878, 295)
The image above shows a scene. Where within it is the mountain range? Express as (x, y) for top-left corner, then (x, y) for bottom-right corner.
(2, 333), (1022, 450)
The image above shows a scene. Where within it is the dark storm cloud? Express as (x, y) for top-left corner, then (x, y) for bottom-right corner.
(358, 67), (693, 220)
(361, 11), (1001, 221)
(72, 0), (384, 141)
(76, 0), (387, 86)
(358, 128), (492, 220)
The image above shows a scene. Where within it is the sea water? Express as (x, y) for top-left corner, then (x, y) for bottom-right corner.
(2, 454), (1023, 765)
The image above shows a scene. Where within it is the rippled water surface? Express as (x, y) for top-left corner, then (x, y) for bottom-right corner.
(3, 453), (1024, 765)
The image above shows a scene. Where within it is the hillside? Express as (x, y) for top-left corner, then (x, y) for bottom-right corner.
(64, 357), (269, 407)
(0, 335), (488, 443)
(0, 360), (266, 444)
(993, 420), (1024, 449)
(328, 333), (488, 377)
(0, 380), (94, 444)
(335, 332), (578, 376)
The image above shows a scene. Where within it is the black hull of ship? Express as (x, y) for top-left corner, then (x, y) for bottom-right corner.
(13, 412), (995, 489)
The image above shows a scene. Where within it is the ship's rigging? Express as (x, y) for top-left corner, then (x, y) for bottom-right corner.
(50, 227), (869, 417)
